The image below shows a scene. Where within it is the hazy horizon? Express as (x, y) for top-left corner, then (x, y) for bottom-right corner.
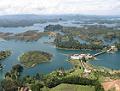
(0, 0), (120, 16)
(0, 13), (120, 17)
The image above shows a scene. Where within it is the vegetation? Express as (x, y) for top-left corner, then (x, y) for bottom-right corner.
(50, 84), (95, 91)
(1, 64), (23, 91)
(0, 30), (49, 41)
(14, 30), (48, 42)
(3, 60), (120, 91)
(0, 63), (104, 91)
(0, 50), (11, 60)
(1, 79), (19, 91)
(1, 17), (120, 91)
(115, 43), (120, 50)
(54, 33), (105, 50)
(5, 64), (23, 80)
(93, 70), (120, 80)
(19, 51), (52, 68)
(43, 24), (120, 50)
(44, 24), (63, 32)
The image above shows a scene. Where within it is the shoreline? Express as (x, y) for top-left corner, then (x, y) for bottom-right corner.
(56, 47), (92, 51)
(87, 61), (120, 73)
(68, 58), (120, 74)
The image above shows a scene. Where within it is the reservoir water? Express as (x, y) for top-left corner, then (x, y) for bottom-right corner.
(0, 22), (120, 80)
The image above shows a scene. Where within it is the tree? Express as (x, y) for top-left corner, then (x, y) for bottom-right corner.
(12, 64), (23, 73)
(5, 72), (11, 78)
(31, 83), (43, 91)
(1, 79), (18, 91)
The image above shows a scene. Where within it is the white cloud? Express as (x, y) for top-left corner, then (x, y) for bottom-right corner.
(0, 0), (120, 15)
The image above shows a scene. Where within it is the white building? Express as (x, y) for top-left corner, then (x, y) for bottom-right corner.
(70, 54), (80, 60)
(70, 54), (93, 60)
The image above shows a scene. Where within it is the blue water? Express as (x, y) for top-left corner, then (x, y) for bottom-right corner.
(0, 21), (82, 34)
(0, 36), (120, 80)
(0, 22), (120, 80)
(90, 51), (120, 69)
(0, 20), (117, 34)
(0, 36), (73, 79)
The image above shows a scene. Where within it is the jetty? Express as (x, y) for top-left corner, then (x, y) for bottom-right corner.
(94, 46), (118, 57)
(93, 51), (106, 57)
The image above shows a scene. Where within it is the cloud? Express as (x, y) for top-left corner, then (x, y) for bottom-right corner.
(0, 0), (120, 15)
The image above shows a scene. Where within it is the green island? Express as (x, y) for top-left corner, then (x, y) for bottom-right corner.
(19, 51), (52, 68)
(0, 50), (11, 60)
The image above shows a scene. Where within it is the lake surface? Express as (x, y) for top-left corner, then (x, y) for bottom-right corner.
(0, 19), (119, 34)
(0, 36), (120, 80)
(0, 22), (120, 80)
(0, 36), (73, 79)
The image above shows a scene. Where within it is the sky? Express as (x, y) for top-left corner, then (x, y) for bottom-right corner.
(0, 0), (120, 15)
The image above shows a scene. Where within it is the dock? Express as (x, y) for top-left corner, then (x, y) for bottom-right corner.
(93, 51), (106, 57)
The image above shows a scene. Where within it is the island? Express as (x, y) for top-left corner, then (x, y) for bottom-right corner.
(1, 16), (120, 91)
(43, 24), (120, 50)
(0, 50), (11, 60)
(19, 51), (52, 68)
(0, 30), (49, 42)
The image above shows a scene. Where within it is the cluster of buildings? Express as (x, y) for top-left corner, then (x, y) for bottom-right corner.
(70, 46), (118, 60)
(70, 53), (93, 60)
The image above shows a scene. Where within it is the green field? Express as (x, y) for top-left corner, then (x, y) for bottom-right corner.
(50, 84), (95, 91)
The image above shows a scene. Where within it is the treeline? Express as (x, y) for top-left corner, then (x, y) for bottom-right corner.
(0, 65), (104, 91)
(45, 75), (104, 91)
(94, 70), (120, 79)
(1, 64), (23, 91)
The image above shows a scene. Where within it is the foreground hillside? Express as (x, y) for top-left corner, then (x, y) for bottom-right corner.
(49, 84), (95, 91)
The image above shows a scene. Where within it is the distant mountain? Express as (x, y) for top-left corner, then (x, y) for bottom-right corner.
(0, 14), (120, 27)
(0, 14), (46, 27)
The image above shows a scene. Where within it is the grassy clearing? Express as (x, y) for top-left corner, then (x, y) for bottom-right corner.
(50, 84), (95, 91)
